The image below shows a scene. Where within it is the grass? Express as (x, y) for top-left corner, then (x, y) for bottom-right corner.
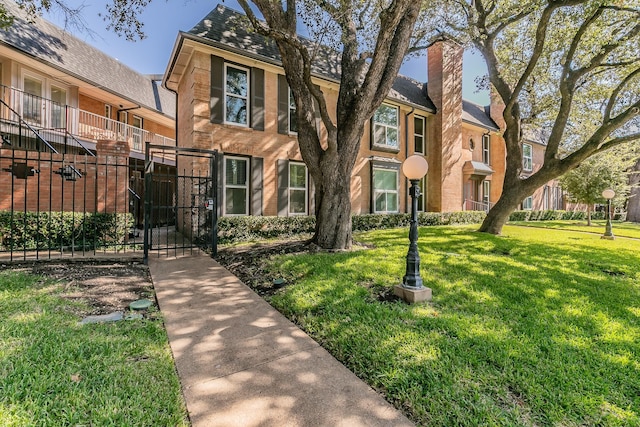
(263, 225), (640, 426)
(0, 272), (188, 426)
(509, 219), (640, 239)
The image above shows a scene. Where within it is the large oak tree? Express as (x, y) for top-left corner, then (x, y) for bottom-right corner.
(233, 0), (423, 249)
(428, 0), (640, 234)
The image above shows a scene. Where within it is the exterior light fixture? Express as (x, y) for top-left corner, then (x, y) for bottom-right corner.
(601, 188), (615, 240)
(394, 155), (431, 304)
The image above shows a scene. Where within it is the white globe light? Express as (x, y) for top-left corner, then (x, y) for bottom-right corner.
(602, 189), (615, 200)
(402, 155), (429, 180)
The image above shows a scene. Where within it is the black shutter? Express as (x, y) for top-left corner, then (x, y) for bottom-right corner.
(308, 174), (316, 216)
(277, 75), (289, 134)
(251, 157), (263, 215)
(217, 153), (225, 217)
(251, 68), (265, 131)
(210, 55), (224, 124)
(277, 159), (289, 216)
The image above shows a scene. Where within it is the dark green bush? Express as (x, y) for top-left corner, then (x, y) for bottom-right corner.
(217, 211), (486, 244)
(0, 211), (134, 251)
(508, 210), (617, 222)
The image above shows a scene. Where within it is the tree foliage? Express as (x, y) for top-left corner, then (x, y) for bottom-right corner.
(559, 146), (636, 223)
(428, 0), (640, 234)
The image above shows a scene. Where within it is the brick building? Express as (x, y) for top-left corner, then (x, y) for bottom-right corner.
(163, 5), (562, 218)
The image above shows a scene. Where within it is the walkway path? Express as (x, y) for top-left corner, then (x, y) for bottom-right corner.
(148, 252), (413, 427)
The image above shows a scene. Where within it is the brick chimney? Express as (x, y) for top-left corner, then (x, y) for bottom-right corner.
(426, 39), (463, 212)
(489, 86), (506, 131)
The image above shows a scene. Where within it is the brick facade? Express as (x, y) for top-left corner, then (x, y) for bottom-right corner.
(0, 140), (130, 213)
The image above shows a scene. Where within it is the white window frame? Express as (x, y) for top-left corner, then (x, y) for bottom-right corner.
(482, 180), (490, 205)
(373, 103), (399, 149)
(522, 196), (533, 210)
(288, 162), (307, 215)
(223, 156), (250, 216)
(373, 167), (399, 213)
(119, 110), (128, 124)
(482, 134), (490, 164)
(414, 115), (425, 154)
(224, 63), (250, 127)
(523, 143), (533, 172)
(21, 72), (44, 125)
(105, 104), (112, 120)
(417, 176), (427, 212)
(49, 84), (67, 129)
(288, 87), (297, 134)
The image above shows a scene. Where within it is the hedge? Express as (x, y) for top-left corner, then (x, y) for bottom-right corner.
(0, 211), (134, 251)
(217, 211), (487, 244)
(507, 210), (627, 222)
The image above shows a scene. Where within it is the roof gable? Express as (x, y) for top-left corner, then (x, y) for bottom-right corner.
(0, 1), (175, 118)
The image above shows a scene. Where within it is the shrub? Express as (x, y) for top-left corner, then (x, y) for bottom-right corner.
(0, 211), (133, 251)
(217, 211), (487, 244)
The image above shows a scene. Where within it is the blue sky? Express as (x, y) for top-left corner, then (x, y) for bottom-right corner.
(44, 0), (489, 104)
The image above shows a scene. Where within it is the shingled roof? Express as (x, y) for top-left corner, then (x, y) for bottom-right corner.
(184, 4), (436, 113)
(462, 100), (499, 131)
(0, 1), (175, 118)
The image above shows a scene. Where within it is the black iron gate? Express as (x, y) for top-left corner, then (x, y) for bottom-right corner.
(143, 143), (218, 264)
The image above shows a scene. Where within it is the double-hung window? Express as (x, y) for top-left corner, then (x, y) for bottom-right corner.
(373, 104), (399, 150)
(523, 143), (533, 172)
(522, 196), (533, 210)
(482, 180), (491, 206)
(482, 134), (490, 164)
(288, 88), (297, 133)
(224, 156), (249, 215)
(414, 116), (425, 154)
(373, 167), (399, 213)
(288, 162), (307, 215)
(224, 64), (249, 126)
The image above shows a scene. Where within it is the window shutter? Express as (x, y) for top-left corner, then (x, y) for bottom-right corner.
(216, 153), (224, 217)
(210, 55), (224, 124)
(369, 117), (375, 150)
(277, 159), (289, 216)
(251, 68), (264, 131)
(277, 75), (289, 134)
(308, 174), (316, 215)
(251, 157), (263, 215)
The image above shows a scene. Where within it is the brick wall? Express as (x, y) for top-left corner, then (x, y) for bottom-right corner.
(0, 140), (130, 213)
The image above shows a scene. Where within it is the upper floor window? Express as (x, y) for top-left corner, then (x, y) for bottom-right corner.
(414, 115), (425, 154)
(373, 167), (399, 213)
(224, 156), (249, 215)
(482, 134), (490, 164)
(289, 162), (307, 215)
(224, 64), (249, 126)
(372, 104), (399, 150)
(288, 88), (297, 134)
(523, 143), (533, 172)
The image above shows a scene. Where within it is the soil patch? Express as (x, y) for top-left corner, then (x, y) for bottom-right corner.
(3, 259), (153, 315)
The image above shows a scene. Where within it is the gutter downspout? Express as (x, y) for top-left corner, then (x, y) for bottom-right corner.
(405, 107), (415, 213)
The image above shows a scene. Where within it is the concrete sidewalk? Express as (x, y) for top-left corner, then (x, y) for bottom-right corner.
(148, 252), (413, 427)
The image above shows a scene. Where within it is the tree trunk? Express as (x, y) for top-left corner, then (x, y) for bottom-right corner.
(627, 158), (640, 223)
(587, 205), (592, 226)
(478, 184), (528, 234)
(308, 133), (361, 250)
(313, 175), (353, 250)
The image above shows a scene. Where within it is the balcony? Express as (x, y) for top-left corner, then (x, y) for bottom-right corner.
(464, 199), (493, 213)
(0, 85), (175, 156)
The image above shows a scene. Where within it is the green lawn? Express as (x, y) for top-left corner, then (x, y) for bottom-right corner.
(0, 272), (188, 426)
(265, 225), (640, 426)
(509, 220), (640, 239)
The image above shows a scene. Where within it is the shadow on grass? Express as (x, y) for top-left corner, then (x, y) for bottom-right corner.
(264, 226), (640, 425)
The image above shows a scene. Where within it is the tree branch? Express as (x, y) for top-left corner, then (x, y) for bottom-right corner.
(604, 67), (640, 120)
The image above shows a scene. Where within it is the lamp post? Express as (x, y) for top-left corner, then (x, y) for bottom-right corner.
(601, 188), (615, 240)
(394, 155), (432, 304)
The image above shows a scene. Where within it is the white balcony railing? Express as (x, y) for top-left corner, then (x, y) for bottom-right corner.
(464, 199), (493, 212)
(1, 85), (175, 155)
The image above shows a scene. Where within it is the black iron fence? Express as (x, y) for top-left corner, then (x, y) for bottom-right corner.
(0, 146), (175, 261)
